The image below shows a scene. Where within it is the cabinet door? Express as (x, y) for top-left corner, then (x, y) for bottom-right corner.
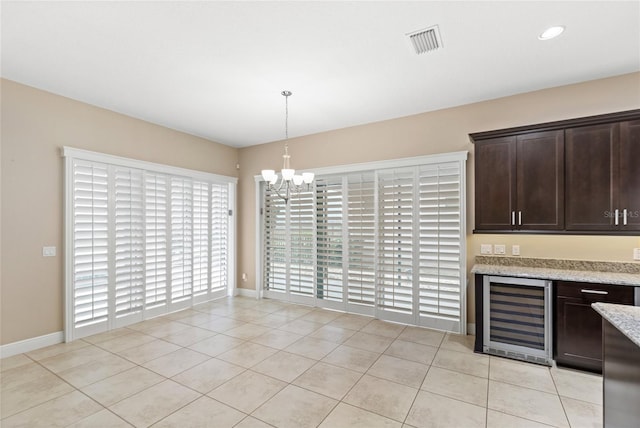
(619, 120), (640, 230)
(565, 123), (619, 230)
(556, 296), (604, 372)
(474, 136), (516, 230)
(555, 281), (635, 373)
(516, 131), (564, 230)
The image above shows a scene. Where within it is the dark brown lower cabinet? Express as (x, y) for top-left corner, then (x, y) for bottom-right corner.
(555, 281), (634, 372)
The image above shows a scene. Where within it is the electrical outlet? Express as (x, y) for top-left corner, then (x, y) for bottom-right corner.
(42, 246), (56, 257)
(512, 245), (521, 256)
(494, 244), (506, 255)
(480, 244), (493, 255)
(634, 248), (640, 261)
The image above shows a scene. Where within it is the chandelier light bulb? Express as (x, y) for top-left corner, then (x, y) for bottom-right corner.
(261, 169), (276, 182)
(282, 168), (295, 180)
(302, 172), (314, 184)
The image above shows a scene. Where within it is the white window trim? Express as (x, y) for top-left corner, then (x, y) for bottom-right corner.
(255, 151), (468, 333)
(63, 146), (237, 341)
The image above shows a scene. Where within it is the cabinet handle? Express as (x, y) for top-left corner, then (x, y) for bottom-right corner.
(615, 209), (619, 226)
(623, 208), (628, 226)
(518, 211), (522, 226)
(511, 211), (515, 226)
(581, 289), (609, 295)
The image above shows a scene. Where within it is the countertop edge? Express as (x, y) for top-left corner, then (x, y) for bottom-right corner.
(592, 302), (640, 348)
(471, 264), (640, 287)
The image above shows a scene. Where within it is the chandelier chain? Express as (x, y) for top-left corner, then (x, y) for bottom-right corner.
(281, 90), (291, 141)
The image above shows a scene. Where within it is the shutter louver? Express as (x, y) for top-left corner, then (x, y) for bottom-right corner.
(72, 160), (110, 329)
(114, 167), (144, 322)
(346, 173), (376, 307)
(316, 176), (343, 302)
(377, 169), (415, 315)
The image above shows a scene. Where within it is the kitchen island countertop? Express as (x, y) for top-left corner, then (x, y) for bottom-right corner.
(592, 302), (640, 347)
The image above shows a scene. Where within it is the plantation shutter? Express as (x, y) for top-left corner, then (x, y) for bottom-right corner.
(144, 172), (168, 313)
(192, 181), (210, 298)
(418, 162), (463, 331)
(346, 172), (376, 310)
(263, 188), (287, 293)
(315, 176), (344, 303)
(71, 160), (110, 336)
(377, 168), (415, 321)
(210, 183), (229, 298)
(289, 188), (315, 297)
(113, 167), (144, 326)
(170, 177), (193, 307)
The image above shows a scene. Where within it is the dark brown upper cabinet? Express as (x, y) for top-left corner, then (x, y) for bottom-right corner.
(471, 109), (640, 235)
(474, 130), (564, 231)
(566, 120), (640, 231)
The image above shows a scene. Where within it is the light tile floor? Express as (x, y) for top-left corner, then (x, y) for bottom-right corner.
(0, 296), (603, 427)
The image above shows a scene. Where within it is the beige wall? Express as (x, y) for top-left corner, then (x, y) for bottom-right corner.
(237, 72), (640, 326)
(0, 79), (239, 345)
(2, 73), (639, 346)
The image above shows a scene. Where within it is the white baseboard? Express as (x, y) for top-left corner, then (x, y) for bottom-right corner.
(235, 288), (258, 298)
(467, 323), (476, 336)
(0, 331), (64, 358)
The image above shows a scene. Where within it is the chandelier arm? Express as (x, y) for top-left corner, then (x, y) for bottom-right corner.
(268, 183), (290, 203)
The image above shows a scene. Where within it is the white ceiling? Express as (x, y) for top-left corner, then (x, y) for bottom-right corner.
(2, 1), (639, 148)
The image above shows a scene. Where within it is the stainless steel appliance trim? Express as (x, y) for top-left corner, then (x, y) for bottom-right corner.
(483, 275), (553, 365)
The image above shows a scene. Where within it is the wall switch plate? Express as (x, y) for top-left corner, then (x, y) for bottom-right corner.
(634, 248), (640, 261)
(43, 246), (56, 257)
(494, 244), (506, 255)
(480, 244), (492, 255)
(512, 245), (521, 256)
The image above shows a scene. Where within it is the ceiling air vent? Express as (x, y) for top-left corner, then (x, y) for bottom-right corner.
(407, 25), (442, 54)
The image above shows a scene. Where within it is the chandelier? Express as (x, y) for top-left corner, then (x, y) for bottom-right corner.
(261, 90), (314, 203)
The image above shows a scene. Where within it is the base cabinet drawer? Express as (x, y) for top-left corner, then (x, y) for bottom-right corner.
(555, 281), (634, 373)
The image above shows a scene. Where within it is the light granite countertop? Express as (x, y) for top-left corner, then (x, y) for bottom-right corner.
(592, 302), (640, 347)
(471, 256), (640, 287)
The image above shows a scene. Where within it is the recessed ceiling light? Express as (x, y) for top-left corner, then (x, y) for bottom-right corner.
(538, 26), (565, 40)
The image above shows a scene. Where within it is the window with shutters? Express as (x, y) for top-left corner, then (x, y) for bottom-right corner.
(259, 152), (467, 333)
(64, 147), (236, 341)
